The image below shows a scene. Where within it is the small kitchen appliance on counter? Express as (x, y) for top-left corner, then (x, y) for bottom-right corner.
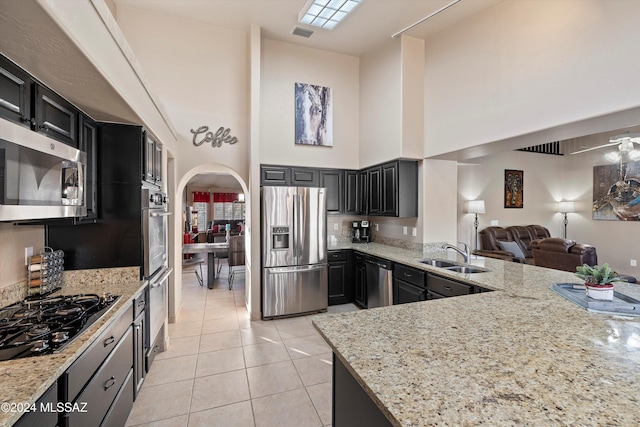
(0, 293), (120, 360)
(352, 220), (370, 243)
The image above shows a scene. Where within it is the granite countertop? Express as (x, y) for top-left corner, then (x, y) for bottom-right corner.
(316, 242), (640, 426)
(0, 277), (145, 427)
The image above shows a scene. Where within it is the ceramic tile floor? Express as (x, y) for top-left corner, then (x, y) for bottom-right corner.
(126, 260), (358, 427)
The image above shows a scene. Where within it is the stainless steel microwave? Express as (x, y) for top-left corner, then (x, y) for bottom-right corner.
(0, 119), (86, 221)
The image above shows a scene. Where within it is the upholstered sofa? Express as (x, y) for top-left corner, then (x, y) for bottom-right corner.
(474, 225), (551, 264)
(530, 238), (598, 272)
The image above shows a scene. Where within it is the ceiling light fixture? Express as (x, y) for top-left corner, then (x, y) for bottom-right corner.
(298, 0), (362, 30)
(604, 133), (640, 163)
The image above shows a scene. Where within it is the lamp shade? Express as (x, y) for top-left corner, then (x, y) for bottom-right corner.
(558, 201), (575, 213)
(467, 200), (486, 214)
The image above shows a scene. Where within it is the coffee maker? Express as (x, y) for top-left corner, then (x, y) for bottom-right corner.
(352, 220), (370, 243)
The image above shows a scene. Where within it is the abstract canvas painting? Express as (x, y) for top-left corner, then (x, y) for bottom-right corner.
(504, 170), (523, 208)
(294, 82), (333, 146)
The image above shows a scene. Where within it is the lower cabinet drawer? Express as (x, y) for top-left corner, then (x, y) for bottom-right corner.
(427, 275), (471, 297)
(394, 264), (425, 287)
(13, 383), (58, 427)
(68, 327), (133, 427)
(100, 368), (134, 427)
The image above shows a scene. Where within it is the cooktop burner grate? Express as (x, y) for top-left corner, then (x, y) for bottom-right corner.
(0, 293), (121, 361)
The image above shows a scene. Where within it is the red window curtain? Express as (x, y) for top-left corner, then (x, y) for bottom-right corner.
(193, 191), (210, 203)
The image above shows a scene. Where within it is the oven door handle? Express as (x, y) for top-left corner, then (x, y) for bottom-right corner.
(150, 212), (172, 217)
(150, 267), (173, 287)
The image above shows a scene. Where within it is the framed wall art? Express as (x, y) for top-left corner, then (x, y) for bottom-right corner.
(593, 161), (640, 221)
(504, 169), (523, 208)
(294, 82), (333, 147)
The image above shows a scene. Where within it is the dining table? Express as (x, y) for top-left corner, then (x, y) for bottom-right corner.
(182, 242), (229, 289)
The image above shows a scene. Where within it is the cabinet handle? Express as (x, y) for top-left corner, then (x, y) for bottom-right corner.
(103, 336), (115, 347)
(103, 376), (116, 390)
(443, 286), (452, 291)
(39, 124), (49, 131)
(404, 273), (412, 277)
(137, 300), (146, 307)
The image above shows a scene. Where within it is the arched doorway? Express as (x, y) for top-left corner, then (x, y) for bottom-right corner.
(170, 164), (250, 324)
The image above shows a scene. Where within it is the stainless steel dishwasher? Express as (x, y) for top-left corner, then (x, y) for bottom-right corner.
(365, 255), (393, 308)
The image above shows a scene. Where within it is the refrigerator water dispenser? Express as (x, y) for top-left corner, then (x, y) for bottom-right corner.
(271, 226), (290, 250)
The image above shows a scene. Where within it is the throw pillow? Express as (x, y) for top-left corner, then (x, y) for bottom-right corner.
(498, 241), (526, 258)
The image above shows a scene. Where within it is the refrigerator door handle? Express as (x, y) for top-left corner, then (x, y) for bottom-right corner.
(267, 264), (328, 274)
(293, 192), (301, 264)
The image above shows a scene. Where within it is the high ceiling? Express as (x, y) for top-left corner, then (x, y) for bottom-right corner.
(113, 0), (503, 56)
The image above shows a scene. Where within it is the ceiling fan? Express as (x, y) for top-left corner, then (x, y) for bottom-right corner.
(569, 132), (640, 161)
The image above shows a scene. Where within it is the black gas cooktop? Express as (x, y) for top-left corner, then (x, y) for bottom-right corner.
(0, 293), (120, 361)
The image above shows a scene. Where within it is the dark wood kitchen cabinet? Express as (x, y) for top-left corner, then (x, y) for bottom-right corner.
(328, 250), (352, 305)
(79, 114), (98, 221)
(0, 54), (32, 127)
(13, 383), (57, 427)
(61, 304), (133, 427)
(320, 169), (344, 214)
(291, 167), (318, 186)
(260, 165), (290, 185)
(357, 169), (368, 215)
(426, 273), (472, 298)
(393, 263), (426, 305)
(367, 160), (418, 217)
(353, 252), (367, 308)
(367, 166), (382, 215)
(133, 287), (148, 400)
(343, 170), (358, 214)
(143, 131), (163, 187)
(33, 83), (79, 148)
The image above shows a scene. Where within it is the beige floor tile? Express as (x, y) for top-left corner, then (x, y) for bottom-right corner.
(292, 354), (332, 387)
(126, 379), (193, 425)
(306, 382), (332, 426)
(156, 336), (200, 360)
(204, 307), (238, 321)
(284, 335), (332, 360)
(144, 354), (197, 386)
(182, 300), (206, 311)
(246, 360), (303, 398)
(201, 316), (240, 334)
(191, 370), (250, 413)
(199, 330), (242, 353)
(127, 414), (190, 427)
(274, 318), (319, 340)
(243, 341), (290, 368)
(252, 389), (322, 427)
(187, 401), (255, 427)
(168, 321), (203, 338)
(177, 310), (206, 324)
(240, 326), (282, 346)
(196, 347), (245, 377)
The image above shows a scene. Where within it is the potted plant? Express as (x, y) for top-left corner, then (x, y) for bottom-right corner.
(575, 263), (624, 301)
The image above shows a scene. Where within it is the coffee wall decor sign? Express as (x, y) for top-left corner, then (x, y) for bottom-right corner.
(190, 126), (238, 147)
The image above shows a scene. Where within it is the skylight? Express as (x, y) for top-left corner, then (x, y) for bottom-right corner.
(298, 0), (362, 30)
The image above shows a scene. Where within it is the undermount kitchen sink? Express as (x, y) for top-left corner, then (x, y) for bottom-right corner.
(419, 258), (458, 268)
(419, 258), (490, 273)
(443, 265), (489, 274)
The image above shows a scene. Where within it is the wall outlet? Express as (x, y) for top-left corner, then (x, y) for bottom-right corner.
(25, 247), (33, 266)
(375, 224), (379, 231)
(403, 226), (408, 235)
(631, 259), (637, 267)
(333, 223), (339, 231)
(412, 227), (417, 237)
(491, 220), (499, 226)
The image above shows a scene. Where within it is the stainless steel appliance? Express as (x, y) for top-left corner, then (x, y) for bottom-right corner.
(146, 266), (171, 370)
(262, 186), (328, 319)
(365, 255), (393, 308)
(352, 220), (370, 243)
(0, 293), (120, 360)
(0, 119), (86, 221)
(142, 187), (169, 279)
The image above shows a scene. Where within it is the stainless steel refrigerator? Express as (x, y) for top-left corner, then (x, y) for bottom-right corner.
(262, 186), (328, 319)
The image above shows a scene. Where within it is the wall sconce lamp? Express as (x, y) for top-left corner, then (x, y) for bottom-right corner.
(467, 200), (485, 251)
(558, 201), (575, 239)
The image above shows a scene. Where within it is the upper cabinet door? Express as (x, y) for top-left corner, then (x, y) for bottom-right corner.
(381, 162), (398, 216)
(357, 170), (368, 215)
(154, 139), (163, 186)
(0, 55), (32, 127)
(291, 167), (318, 187)
(261, 165), (290, 186)
(367, 166), (381, 215)
(34, 83), (79, 147)
(79, 114), (98, 220)
(320, 169), (344, 214)
(343, 170), (358, 215)
(143, 131), (156, 184)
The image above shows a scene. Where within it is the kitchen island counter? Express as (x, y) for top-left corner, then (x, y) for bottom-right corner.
(0, 271), (145, 427)
(316, 243), (640, 426)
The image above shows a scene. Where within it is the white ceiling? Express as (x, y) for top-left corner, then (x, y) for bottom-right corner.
(113, 0), (503, 57)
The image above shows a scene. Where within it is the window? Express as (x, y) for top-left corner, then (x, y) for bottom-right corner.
(193, 202), (207, 231)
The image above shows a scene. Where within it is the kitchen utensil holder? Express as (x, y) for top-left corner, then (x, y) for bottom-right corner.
(27, 247), (64, 296)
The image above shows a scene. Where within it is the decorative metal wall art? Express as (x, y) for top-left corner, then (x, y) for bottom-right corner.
(504, 169), (524, 208)
(190, 126), (238, 147)
(294, 82), (333, 146)
(593, 160), (640, 221)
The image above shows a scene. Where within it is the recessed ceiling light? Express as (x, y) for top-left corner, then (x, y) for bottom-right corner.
(298, 0), (362, 30)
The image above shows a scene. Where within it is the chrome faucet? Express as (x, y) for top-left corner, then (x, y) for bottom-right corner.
(442, 242), (470, 263)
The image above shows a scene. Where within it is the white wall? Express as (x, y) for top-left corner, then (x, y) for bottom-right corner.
(116, 6), (250, 183)
(424, 0), (640, 157)
(260, 39), (360, 170)
(400, 35), (424, 160)
(359, 38), (401, 168)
